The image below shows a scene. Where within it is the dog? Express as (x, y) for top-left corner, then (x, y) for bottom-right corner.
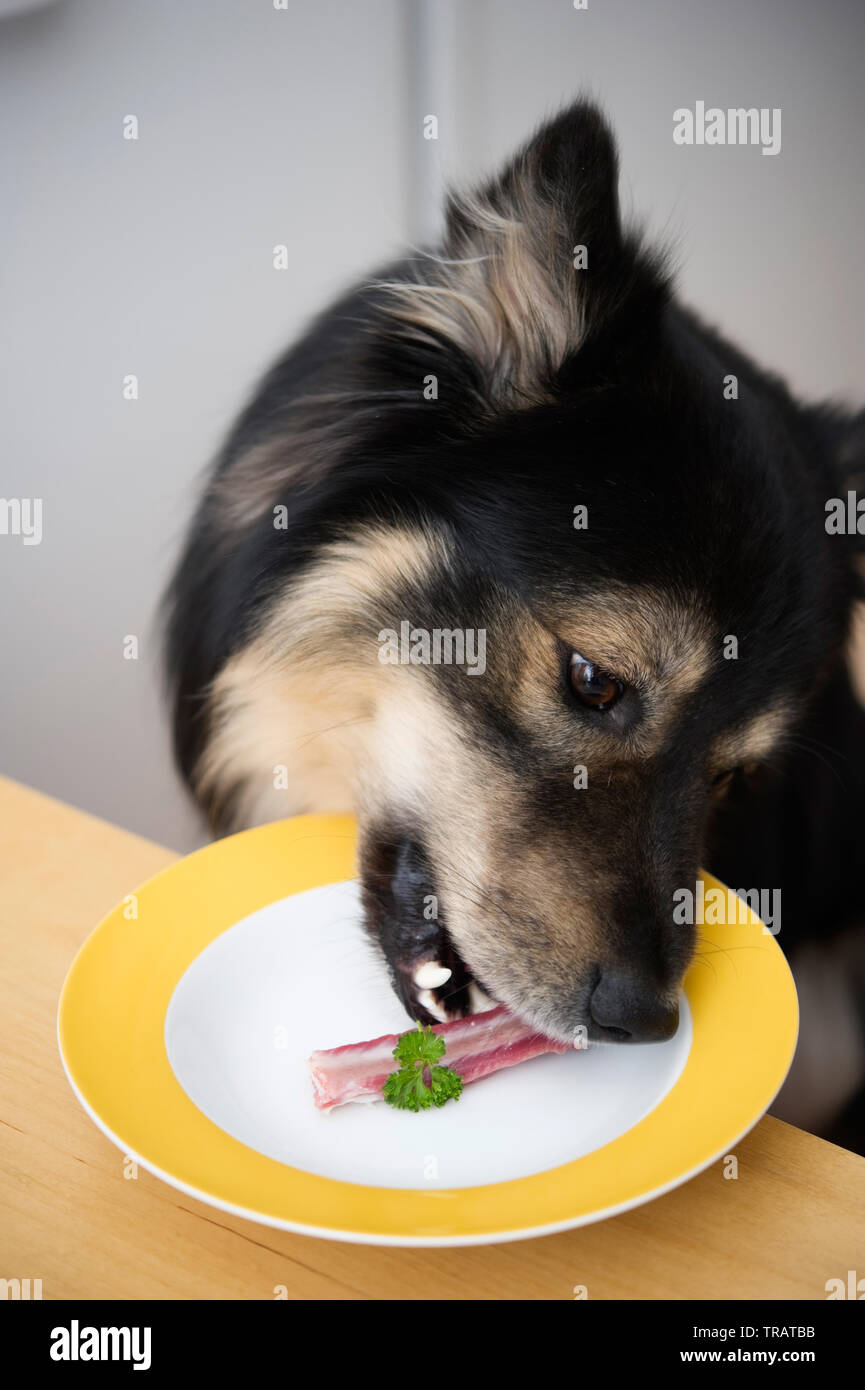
(165, 101), (865, 1145)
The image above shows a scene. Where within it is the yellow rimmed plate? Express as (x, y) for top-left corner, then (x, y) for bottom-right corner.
(58, 814), (797, 1246)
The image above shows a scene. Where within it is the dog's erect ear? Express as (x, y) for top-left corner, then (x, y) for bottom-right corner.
(378, 101), (657, 409)
(462, 99), (624, 271)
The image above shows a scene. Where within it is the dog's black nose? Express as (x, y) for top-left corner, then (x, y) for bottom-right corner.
(590, 970), (679, 1042)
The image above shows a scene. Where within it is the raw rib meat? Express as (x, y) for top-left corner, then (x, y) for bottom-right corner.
(308, 1004), (570, 1111)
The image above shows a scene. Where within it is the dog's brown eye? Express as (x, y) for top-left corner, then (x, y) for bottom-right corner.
(568, 653), (623, 711)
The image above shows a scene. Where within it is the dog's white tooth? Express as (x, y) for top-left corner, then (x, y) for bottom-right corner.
(468, 981), (497, 1015)
(413, 961), (452, 989)
(417, 988), (448, 1022)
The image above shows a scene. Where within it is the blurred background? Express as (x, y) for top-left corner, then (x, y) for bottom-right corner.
(1, 0), (864, 850)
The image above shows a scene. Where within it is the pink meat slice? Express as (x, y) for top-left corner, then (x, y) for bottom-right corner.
(308, 1004), (570, 1110)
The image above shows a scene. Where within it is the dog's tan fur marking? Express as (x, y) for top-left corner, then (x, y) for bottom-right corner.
(195, 634), (379, 829)
(210, 395), (367, 531)
(196, 524), (450, 828)
(710, 701), (794, 773)
(849, 599), (865, 707)
(212, 439), (306, 529)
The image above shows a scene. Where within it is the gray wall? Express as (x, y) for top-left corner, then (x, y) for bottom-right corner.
(2, 0), (864, 849)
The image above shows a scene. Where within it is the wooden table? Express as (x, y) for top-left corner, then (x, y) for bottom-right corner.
(2, 774), (864, 1300)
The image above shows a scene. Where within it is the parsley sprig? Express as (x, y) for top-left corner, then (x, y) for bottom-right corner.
(382, 1021), (464, 1112)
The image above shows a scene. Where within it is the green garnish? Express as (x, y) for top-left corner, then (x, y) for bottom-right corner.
(382, 1021), (464, 1112)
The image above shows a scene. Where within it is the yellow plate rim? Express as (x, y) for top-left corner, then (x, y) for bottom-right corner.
(57, 814), (798, 1247)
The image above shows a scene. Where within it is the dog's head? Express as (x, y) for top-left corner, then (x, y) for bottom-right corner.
(347, 104), (859, 1043)
(183, 103), (861, 1044)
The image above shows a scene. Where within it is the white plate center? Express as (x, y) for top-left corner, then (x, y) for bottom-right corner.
(164, 880), (692, 1189)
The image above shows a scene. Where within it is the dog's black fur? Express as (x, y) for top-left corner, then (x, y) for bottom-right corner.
(165, 103), (865, 1144)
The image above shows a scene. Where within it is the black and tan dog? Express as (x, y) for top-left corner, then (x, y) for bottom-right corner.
(165, 102), (865, 1143)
